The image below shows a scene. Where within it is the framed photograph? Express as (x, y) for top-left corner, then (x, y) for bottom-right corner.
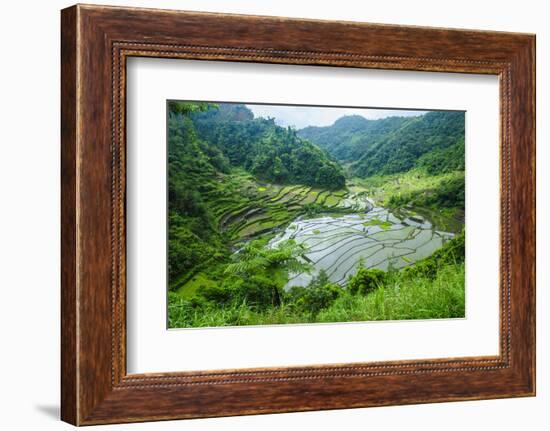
(61, 4), (535, 425)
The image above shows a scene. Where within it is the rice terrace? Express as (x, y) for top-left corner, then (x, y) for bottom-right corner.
(167, 101), (466, 328)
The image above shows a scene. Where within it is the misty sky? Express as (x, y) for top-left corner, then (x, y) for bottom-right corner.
(246, 104), (427, 129)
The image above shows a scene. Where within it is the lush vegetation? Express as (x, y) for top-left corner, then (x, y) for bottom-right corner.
(301, 110), (465, 229)
(191, 103), (345, 189)
(167, 102), (466, 328)
(167, 101), (348, 288)
(298, 115), (411, 162)
(299, 111), (465, 177)
(353, 170), (462, 207)
(168, 232), (465, 327)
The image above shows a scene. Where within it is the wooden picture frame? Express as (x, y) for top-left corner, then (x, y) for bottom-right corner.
(61, 4), (535, 425)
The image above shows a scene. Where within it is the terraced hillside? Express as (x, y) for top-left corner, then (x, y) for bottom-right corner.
(211, 172), (370, 242)
(198, 171), (457, 294)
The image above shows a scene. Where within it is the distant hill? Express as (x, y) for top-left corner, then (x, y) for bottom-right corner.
(298, 111), (465, 177)
(298, 115), (411, 163)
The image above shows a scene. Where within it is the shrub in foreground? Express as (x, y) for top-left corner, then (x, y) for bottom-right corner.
(347, 268), (386, 295)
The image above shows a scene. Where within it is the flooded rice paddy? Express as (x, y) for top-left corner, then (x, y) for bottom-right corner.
(269, 203), (454, 290)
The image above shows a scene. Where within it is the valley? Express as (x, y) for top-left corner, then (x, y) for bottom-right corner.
(167, 101), (466, 328)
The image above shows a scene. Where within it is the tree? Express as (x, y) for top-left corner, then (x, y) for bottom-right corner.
(347, 268), (386, 295)
(288, 270), (342, 314)
(168, 101), (215, 116)
(224, 239), (310, 277)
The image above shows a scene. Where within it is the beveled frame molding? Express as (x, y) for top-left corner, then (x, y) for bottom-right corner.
(61, 4), (535, 425)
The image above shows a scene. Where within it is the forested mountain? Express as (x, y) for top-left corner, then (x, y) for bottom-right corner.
(350, 111), (465, 177)
(298, 115), (411, 162)
(298, 111), (465, 177)
(190, 103), (346, 189)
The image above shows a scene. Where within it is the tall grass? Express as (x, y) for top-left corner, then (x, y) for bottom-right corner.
(168, 262), (465, 328)
(316, 263), (464, 323)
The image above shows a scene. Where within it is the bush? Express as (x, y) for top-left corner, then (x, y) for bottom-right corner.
(199, 275), (282, 311)
(402, 230), (465, 279)
(287, 271), (342, 314)
(347, 268), (386, 295)
(199, 283), (235, 305)
(238, 275), (282, 310)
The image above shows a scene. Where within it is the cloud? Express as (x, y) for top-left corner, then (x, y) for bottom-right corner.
(246, 104), (427, 129)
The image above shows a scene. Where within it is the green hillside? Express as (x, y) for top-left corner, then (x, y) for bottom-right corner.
(298, 111), (465, 177)
(298, 115), (411, 162)
(190, 103), (345, 189)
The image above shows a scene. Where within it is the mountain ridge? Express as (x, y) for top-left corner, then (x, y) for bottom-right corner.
(298, 111), (465, 177)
